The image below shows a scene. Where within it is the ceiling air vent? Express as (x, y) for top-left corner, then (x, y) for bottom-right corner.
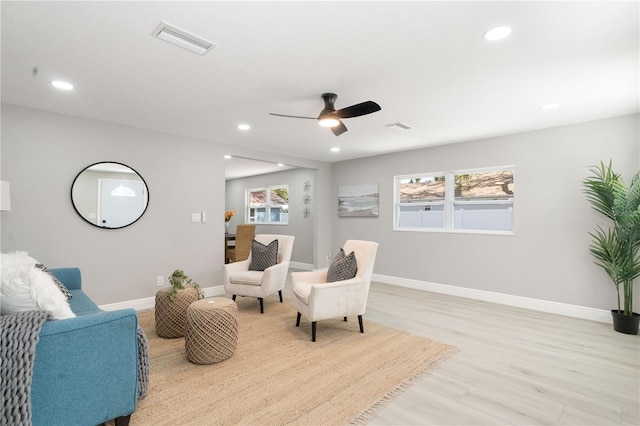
(385, 122), (412, 131)
(152, 21), (216, 55)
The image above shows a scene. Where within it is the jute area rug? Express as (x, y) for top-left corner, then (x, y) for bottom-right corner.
(130, 296), (457, 425)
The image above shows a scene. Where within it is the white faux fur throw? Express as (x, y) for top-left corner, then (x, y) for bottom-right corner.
(0, 251), (75, 319)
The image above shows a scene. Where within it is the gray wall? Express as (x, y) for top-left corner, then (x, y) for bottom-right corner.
(0, 104), (331, 305)
(331, 114), (639, 312)
(0, 105), (222, 304)
(225, 167), (315, 265)
(2, 103), (638, 314)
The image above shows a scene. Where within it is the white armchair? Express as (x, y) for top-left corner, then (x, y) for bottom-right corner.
(291, 240), (378, 341)
(223, 234), (295, 313)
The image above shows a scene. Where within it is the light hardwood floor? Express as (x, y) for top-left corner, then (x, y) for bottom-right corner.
(355, 282), (640, 426)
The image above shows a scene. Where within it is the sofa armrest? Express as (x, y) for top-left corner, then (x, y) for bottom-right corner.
(291, 268), (329, 284)
(49, 267), (81, 291)
(306, 277), (367, 321)
(31, 309), (138, 425)
(260, 261), (290, 293)
(223, 259), (250, 292)
(224, 259), (250, 275)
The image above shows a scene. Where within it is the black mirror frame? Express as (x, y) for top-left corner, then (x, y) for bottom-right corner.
(71, 161), (150, 229)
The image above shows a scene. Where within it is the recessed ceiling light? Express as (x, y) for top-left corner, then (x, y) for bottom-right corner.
(540, 103), (560, 110)
(224, 155), (232, 159)
(277, 163), (285, 167)
(331, 147), (340, 152)
(483, 26), (512, 41)
(237, 124), (251, 131)
(51, 80), (74, 90)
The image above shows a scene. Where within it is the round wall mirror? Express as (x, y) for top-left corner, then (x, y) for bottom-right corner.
(71, 162), (149, 229)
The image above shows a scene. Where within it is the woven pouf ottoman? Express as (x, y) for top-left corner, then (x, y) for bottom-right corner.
(155, 288), (200, 338)
(185, 298), (238, 364)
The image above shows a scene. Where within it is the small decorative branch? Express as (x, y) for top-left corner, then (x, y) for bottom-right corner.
(167, 269), (204, 301)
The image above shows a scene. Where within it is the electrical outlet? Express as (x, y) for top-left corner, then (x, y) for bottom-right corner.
(156, 276), (164, 287)
(326, 253), (331, 262)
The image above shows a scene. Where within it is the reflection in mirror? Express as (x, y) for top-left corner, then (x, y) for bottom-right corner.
(71, 162), (149, 229)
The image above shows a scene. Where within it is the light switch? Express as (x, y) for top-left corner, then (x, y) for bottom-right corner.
(191, 212), (201, 223)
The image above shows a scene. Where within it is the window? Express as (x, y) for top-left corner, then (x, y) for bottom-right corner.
(247, 185), (289, 224)
(110, 184), (136, 197)
(395, 167), (514, 234)
(397, 175), (446, 228)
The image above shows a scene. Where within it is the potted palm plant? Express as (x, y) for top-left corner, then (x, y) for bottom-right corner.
(583, 161), (640, 334)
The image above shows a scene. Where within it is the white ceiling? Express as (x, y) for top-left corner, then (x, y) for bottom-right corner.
(2, 1), (638, 175)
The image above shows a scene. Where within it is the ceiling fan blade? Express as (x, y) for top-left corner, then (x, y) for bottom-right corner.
(268, 112), (317, 120)
(335, 101), (381, 119)
(331, 120), (348, 136)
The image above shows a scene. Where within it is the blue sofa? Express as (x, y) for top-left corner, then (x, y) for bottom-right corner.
(30, 268), (139, 426)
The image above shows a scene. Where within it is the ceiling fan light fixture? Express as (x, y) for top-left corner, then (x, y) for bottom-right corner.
(269, 92), (380, 136)
(152, 21), (216, 55)
(318, 117), (340, 128)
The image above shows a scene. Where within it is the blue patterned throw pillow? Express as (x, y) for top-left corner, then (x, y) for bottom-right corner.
(249, 239), (279, 271)
(326, 248), (358, 282)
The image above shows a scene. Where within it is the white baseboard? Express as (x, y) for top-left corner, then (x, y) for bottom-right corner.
(99, 285), (226, 312)
(372, 273), (612, 324)
(102, 276), (611, 324)
(290, 261), (314, 271)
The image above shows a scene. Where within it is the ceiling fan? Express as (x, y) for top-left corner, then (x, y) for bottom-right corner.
(269, 93), (381, 136)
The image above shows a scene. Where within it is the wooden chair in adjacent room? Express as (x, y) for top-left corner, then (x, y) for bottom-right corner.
(227, 224), (256, 263)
